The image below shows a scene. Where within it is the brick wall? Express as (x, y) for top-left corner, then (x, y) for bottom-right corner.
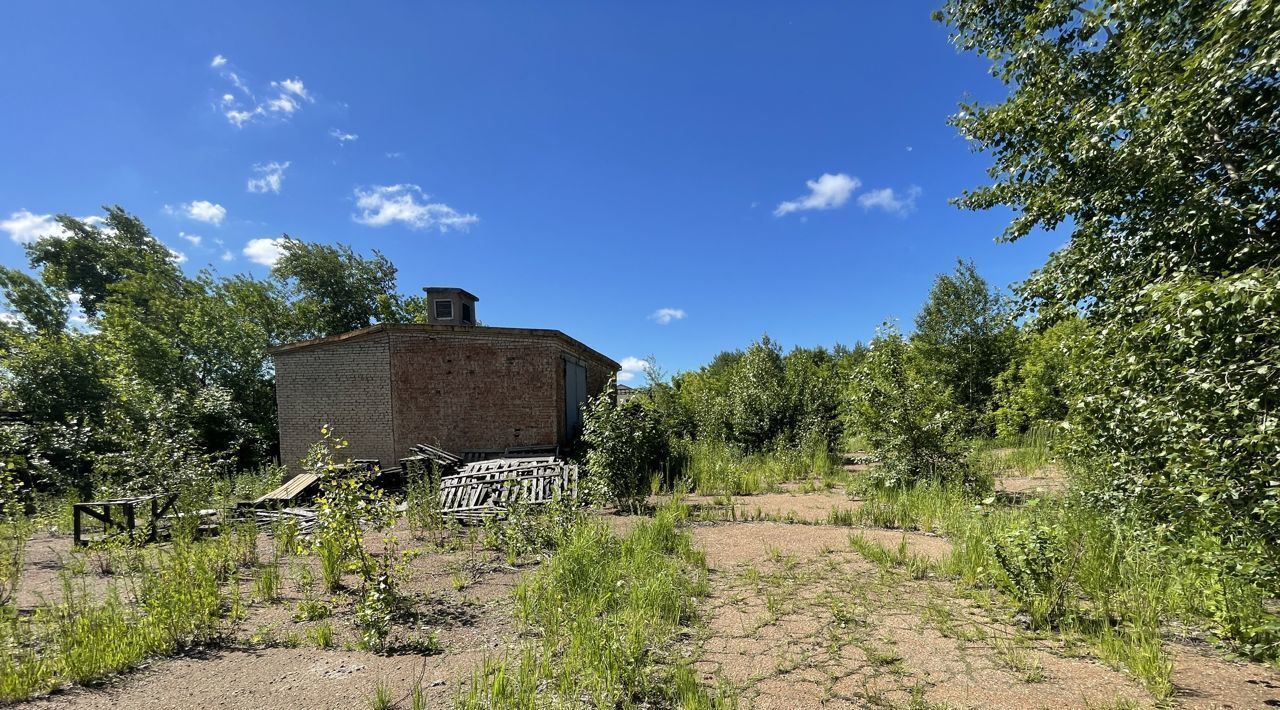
(390, 330), (561, 454)
(274, 332), (395, 470)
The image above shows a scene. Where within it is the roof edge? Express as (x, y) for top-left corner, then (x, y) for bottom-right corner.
(268, 323), (619, 370)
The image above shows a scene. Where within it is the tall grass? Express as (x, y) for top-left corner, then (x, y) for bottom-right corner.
(846, 481), (1278, 698)
(0, 531), (249, 701)
(680, 438), (839, 496)
(459, 501), (733, 708)
(969, 425), (1058, 479)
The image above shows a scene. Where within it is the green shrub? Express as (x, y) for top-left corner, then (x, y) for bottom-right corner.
(989, 517), (1073, 627)
(582, 382), (667, 505)
(993, 318), (1088, 438)
(1066, 269), (1280, 587)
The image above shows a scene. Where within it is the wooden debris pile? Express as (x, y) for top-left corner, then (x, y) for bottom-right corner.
(403, 443), (462, 471)
(250, 507), (320, 534)
(439, 456), (579, 522)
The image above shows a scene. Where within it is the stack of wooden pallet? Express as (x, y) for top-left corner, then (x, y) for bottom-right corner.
(438, 457), (578, 521)
(251, 507), (320, 534)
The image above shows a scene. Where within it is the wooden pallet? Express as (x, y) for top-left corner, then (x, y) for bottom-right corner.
(253, 473), (322, 508)
(438, 460), (578, 521)
(460, 457), (557, 475)
(459, 444), (560, 464)
(409, 444), (461, 467)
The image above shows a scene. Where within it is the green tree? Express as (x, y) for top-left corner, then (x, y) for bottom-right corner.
(939, 0), (1280, 588)
(846, 324), (969, 487)
(0, 267), (67, 334)
(782, 346), (844, 449)
(911, 259), (1016, 434)
(937, 0), (1279, 317)
(992, 317), (1088, 438)
(272, 238), (409, 338)
(26, 207), (177, 317)
(1065, 270), (1280, 584)
(726, 335), (787, 452)
(673, 349), (741, 443)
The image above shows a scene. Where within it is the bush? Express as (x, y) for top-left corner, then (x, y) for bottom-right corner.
(1066, 269), (1280, 587)
(582, 383), (667, 505)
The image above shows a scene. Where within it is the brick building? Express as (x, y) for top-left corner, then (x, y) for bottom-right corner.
(270, 288), (618, 469)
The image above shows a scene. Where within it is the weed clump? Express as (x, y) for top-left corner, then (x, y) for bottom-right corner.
(460, 501), (731, 708)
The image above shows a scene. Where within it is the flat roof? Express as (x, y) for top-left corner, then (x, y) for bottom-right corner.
(268, 323), (619, 369)
(423, 287), (479, 301)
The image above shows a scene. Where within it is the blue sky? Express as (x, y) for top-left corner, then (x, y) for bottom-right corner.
(0, 2), (1060, 383)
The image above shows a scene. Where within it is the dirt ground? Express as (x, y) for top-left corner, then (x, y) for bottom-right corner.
(684, 517), (1280, 710)
(17, 647), (485, 710)
(12, 495), (1280, 709)
(12, 521), (524, 709)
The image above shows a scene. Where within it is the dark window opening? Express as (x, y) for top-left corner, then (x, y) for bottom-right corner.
(461, 302), (473, 324)
(434, 299), (454, 320)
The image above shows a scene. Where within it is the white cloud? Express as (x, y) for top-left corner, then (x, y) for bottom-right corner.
(330, 128), (358, 143)
(212, 62), (314, 127)
(274, 78), (310, 101)
(220, 250), (234, 262)
(650, 307), (686, 325)
(385, 151), (403, 159)
(247, 161), (290, 194)
(351, 184), (478, 231)
(228, 72), (251, 96)
(223, 107), (262, 127)
(166, 200), (226, 226)
(0, 211), (111, 244)
(242, 237), (288, 267)
(168, 249), (187, 264)
(266, 95), (299, 114)
(774, 173), (861, 217)
(618, 356), (647, 383)
(857, 186), (922, 215)
(179, 231), (202, 246)
(1, 210), (67, 245)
